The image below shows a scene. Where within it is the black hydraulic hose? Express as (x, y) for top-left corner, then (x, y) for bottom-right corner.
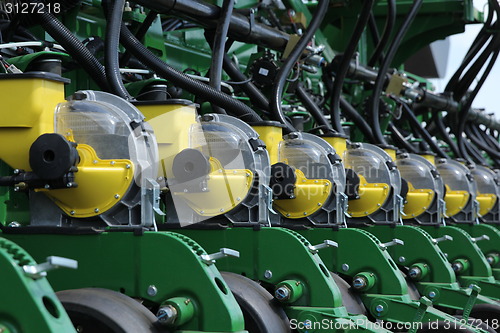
(388, 122), (417, 153)
(464, 138), (488, 164)
(222, 54), (270, 111)
(401, 103), (448, 158)
(33, 6), (110, 91)
(119, 23), (262, 122)
(296, 83), (333, 132)
(368, 0), (423, 146)
(467, 123), (500, 159)
(368, 0), (396, 67)
(367, 13), (380, 47)
(105, 0), (132, 100)
(329, 0), (375, 134)
(206, 0), (234, 114)
(432, 112), (460, 157)
(339, 97), (376, 143)
(481, 126), (500, 150)
(270, 0), (329, 134)
(455, 49), (499, 161)
(121, 10), (158, 67)
(209, 0), (234, 94)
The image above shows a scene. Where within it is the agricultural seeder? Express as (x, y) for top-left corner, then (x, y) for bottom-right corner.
(1, 0), (500, 332)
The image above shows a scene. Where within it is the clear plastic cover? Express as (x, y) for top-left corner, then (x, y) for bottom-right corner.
(473, 165), (497, 195)
(397, 157), (436, 190)
(55, 101), (131, 160)
(278, 138), (332, 180)
(344, 148), (392, 185)
(166, 115), (267, 226)
(436, 160), (471, 193)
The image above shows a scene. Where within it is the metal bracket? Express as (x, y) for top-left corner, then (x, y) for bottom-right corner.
(379, 238), (404, 250)
(308, 240), (338, 254)
(432, 235), (454, 244)
(23, 256), (78, 280)
(200, 248), (240, 265)
(439, 199), (447, 225)
(471, 235), (490, 243)
(462, 284), (481, 321)
(408, 297), (432, 333)
(473, 200), (480, 224)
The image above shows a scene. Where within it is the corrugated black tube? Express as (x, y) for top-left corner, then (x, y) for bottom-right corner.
(120, 23), (262, 122)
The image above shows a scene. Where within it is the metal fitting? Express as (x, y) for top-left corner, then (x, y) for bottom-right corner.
(157, 305), (178, 326)
(274, 286), (291, 301)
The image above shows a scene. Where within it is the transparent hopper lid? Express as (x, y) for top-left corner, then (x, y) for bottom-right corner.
(397, 156), (436, 191)
(55, 99), (157, 187)
(166, 115), (265, 225)
(278, 135), (335, 184)
(473, 165), (498, 195)
(436, 160), (472, 193)
(344, 146), (392, 186)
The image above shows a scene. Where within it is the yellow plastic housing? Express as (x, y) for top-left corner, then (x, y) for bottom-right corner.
(174, 158), (253, 216)
(348, 175), (390, 217)
(44, 144), (134, 218)
(421, 154), (436, 165)
(402, 182), (435, 219)
(253, 125), (283, 165)
(138, 102), (198, 178)
(384, 148), (397, 161)
(273, 169), (331, 218)
(477, 193), (497, 216)
(0, 77), (65, 170)
(322, 136), (347, 160)
(444, 184), (470, 217)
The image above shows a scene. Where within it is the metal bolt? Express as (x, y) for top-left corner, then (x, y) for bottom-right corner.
(67, 182), (73, 188)
(428, 291), (436, 298)
(94, 208), (100, 213)
(398, 256), (406, 263)
(147, 285), (157, 296)
(275, 286), (291, 301)
(13, 169), (20, 175)
(70, 211), (75, 215)
(220, 208), (224, 212)
(375, 305), (384, 313)
(93, 160), (98, 164)
(303, 212), (307, 215)
(157, 305), (177, 325)
(341, 263), (350, 272)
(452, 262), (463, 272)
(408, 267), (422, 280)
(114, 194), (120, 199)
(44, 184), (50, 189)
(126, 164), (131, 169)
(8, 221), (21, 228)
(264, 270), (273, 279)
(110, 161), (115, 166)
(352, 276), (367, 290)
(486, 255), (495, 265)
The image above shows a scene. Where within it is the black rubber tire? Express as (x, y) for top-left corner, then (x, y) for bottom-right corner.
(330, 272), (367, 315)
(221, 272), (290, 333)
(418, 320), (476, 332)
(469, 304), (500, 331)
(57, 288), (163, 333)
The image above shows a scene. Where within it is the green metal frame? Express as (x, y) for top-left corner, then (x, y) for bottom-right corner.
(2, 231), (246, 333)
(176, 227), (391, 332)
(0, 236), (76, 333)
(421, 225), (500, 301)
